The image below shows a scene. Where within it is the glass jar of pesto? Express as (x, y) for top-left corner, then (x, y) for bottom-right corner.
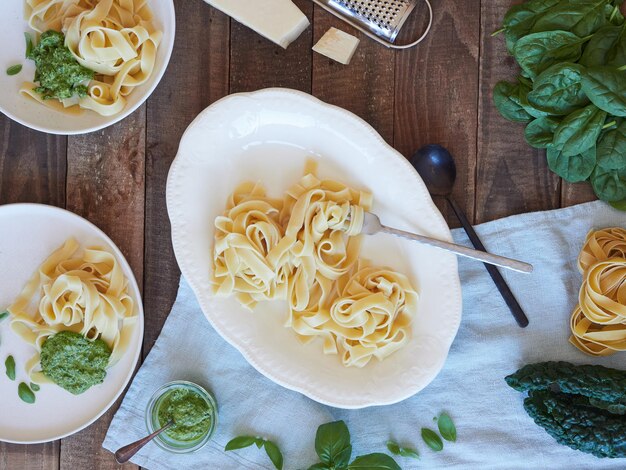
(146, 380), (218, 453)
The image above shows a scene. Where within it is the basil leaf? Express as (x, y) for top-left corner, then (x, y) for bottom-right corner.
(386, 441), (400, 454)
(308, 464), (330, 470)
(581, 66), (626, 116)
(315, 421), (351, 465)
(25, 32), (33, 58)
(525, 116), (561, 148)
(553, 105), (607, 156)
(334, 445), (352, 468)
(597, 121), (626, 169)
(591, 164), (626, 201)
(386, 440), (419, 459)
(263, 440), (283, 470)
(0, 311), (9, 322)
(30, 383), (41, 392)
(532, 0), (613, 38)
(421, 428), (444, 451)
(547, 146), (597, 182)
(6, 65), (22, 76)
(5, 355), (16, 380)
(348, 453), (401, 470)
(580, 24), (626, 66)
(528, 63), (589, 115)
(513, 30), (589, 79)
(18, 382), (35, 404)
(493, 81), (533, 123)
(437, 413), (457, 442)
(225, 435), (258, 451)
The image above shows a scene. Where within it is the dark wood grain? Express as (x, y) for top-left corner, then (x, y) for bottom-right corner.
(229, 0), (313, 93)
(476, 1), (560, 223)
(143, 2), (230, 351)
(60, 109), (146, 470)
(0, 119), (64, 470)
(311, 7), (395, 143)
(394, 0), (480, 227)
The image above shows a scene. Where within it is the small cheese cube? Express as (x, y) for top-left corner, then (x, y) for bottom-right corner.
(313, 27), (360, 65)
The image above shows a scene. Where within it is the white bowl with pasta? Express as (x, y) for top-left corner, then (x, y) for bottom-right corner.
(167, 88), (463, 409)
(0, 0), (175, 135)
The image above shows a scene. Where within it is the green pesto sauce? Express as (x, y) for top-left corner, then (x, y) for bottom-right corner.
(157, 388), (213, 442)
(28, 30), (94, 100)
(40, 331), (111, 395)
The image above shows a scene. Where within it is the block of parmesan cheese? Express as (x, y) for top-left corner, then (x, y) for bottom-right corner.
(204, 0), (309, 49)
(312, 28), (360, 65)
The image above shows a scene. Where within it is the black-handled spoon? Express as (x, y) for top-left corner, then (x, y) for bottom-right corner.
(409, 144), (530, 328)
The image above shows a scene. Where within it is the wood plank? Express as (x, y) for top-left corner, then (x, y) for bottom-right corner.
(60, 109), (146, 470)
(229, 0), (313, 93)
(476, 2), (560, 223)
(394, 0), (480, 227)
(311, 6), (394, 143)
(0, 117), (65, 470)
(144, 2), (230, 351)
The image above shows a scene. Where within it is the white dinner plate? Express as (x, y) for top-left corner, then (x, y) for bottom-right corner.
(0, 204), (144, 443)
(166, 88), (462, 409)
(0, 0), (175, 135)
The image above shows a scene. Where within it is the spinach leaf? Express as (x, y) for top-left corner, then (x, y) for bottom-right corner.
(527, 63), (589, 114)
(532, 0), (612, 38)
(519, 84), (553, 118)
(581, 66), (626, 116)
(494, 81), (533, 122)
(513, 30), (590, 79)
(553, 104), (607, 155)
(547, 146), (597, 182)
(503, 0), (563, 52)
(421, 428), (444, 451)
(18, 382), (35, 404)
(580, 24), (626, 66)
(526, 117), (562, 147)
(597, 121), (626, 168)
(437, 413), (457, 442)
(315, 421), (351, 465)
(591, 164), (626, 200)
(348, 453), (401, 470)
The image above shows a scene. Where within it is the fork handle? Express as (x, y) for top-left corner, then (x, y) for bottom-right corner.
(379, 225), (533, 274)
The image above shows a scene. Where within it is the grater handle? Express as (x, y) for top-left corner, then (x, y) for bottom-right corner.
(312, 0), (433, 50)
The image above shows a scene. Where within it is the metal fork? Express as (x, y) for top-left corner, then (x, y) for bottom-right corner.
(361, 212), (533, 274)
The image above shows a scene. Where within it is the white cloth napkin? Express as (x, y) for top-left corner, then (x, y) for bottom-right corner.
(103, 200), (626, 469)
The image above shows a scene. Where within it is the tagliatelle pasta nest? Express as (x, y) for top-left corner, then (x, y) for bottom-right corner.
(212, 164), (419, 367)
(570, 228), (626, 356)
(22, 0), (162, 116)
(8, 238), (137, 382)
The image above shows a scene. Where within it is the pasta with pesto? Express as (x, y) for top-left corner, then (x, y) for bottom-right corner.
(7, 238), (137, 383)
(212, 165), (419, 367)
(21, 0), (162, 116)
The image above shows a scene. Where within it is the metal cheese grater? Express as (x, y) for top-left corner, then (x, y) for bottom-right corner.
(312, 0), (433, 49)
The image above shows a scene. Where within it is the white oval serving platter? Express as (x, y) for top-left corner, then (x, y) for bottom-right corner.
(166, 88), (462, 409)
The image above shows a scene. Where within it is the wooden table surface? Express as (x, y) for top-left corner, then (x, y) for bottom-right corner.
(0, 0), (613, 468)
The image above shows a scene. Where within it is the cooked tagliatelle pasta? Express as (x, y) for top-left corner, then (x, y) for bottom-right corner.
(8, 238), (137, 383)
(212, 165), (419, 367)
(570, 228), (626, 356)
(21, 0), (162, 116)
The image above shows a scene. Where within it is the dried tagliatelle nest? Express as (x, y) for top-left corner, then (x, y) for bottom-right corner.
(570, 228), (626, 356)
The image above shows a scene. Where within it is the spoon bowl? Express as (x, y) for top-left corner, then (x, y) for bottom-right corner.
(409, 144), (457, 197)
